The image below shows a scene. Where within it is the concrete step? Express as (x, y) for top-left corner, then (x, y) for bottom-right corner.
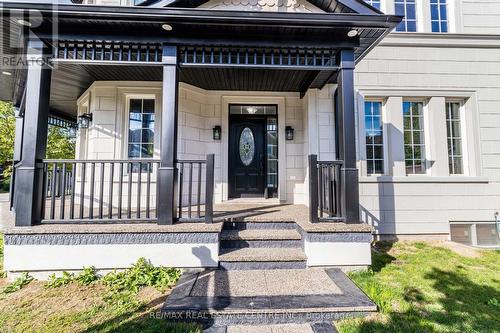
(163, 268), (377, 328)
(220, 229), (302, 249)
(219, 248), (307, 270)
(223, 221), (297, 231)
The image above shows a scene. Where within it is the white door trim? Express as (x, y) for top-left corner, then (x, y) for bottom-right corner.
(221, 96), (287, 203)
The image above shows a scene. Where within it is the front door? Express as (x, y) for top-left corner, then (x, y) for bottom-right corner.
(229, 116), (266, 198)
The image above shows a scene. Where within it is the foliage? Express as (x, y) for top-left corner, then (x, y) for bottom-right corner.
(103, 258), (181, 294)
(0, 100), (75, 181)
(45, 126), (76, 160)
(45, 271), (74, 288)
(0, 234), (4, 275)
(75, 266), (100, 286)
(337, 242), (500, 333)
(0, 102), (15, 173)
(487, 297), (500, 308)
(1, 273), (34, 295)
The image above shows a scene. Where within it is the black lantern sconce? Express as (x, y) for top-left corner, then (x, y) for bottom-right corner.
(285, 126), (294, 141)
(77, 113), (93, 129)
(213, 125), (222, 140)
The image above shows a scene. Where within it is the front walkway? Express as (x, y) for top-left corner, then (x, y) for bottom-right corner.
(163, 267), (376, 330)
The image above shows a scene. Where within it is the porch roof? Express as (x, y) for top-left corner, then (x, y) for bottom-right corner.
(0, 2), (401, 117)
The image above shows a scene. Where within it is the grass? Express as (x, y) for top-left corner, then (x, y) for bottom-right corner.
(0, 234), (201, 333)
(337, 242), (500, 333)
(1, 234), (499, 332)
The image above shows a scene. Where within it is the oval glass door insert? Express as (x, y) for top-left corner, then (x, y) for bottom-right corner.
(239, 127), (255, 166)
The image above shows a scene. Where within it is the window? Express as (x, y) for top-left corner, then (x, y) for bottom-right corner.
(431, 0), (448, 32)
(364, 0), (381, 10)
(365, 101), (384, 174)
(403, 101), (426, 174)
(395, 0), (417, 32)
(446, 102), (463, 174)
(128, 98), (155, 159)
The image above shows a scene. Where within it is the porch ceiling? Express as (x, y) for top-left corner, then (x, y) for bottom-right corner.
(49, 63), (333, 117)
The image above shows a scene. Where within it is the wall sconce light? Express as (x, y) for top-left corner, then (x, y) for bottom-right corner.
(213, 125), (221, 140)
(285, 126), (294, 141)
(77, 113), (93, 129)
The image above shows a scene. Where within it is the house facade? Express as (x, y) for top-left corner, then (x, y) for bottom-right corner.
(0, 0), (498, 277)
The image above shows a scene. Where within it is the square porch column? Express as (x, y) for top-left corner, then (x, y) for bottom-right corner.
(13, 39), (52, 226)
(157, 45), (179, 225)
(335, 49), (360, 224)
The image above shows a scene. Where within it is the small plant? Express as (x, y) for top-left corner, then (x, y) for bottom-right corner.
(487, 297), (500, 308)
(2, 272), (34, 294)
(45, 271), (74, 288)
(103, 258), (180, 294)
(75, 266), (100, 286)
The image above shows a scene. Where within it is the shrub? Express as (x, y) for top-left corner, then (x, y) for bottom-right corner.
(75, 266), (100, 286)
(103, 258), (181, 294)
(2, 272), (34, 294)
(45, 271), (74, 288)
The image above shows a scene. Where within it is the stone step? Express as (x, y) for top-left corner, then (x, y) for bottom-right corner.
(219, 248), (307, 270)
(223, 221), (297, 231)
(220, 229), (302, 249)
(163, 268), (377, 328)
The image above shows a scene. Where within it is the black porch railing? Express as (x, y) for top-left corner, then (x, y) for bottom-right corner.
(177, 154), (214, 224)
(308, 154), (344, 223)
(39, 155), (215, 224)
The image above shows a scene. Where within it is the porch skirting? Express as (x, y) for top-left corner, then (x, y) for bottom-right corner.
(3, 231), (220, 279)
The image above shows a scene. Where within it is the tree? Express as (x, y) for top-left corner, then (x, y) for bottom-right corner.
(0, 102), (15, 180)
(0, 100), (76, 181)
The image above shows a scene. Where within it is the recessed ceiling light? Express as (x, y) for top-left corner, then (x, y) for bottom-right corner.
(347, 29), (358, 37)
(2, 71), (12, 76)
(16, 19), (32, 27)
(162, 24), (173, 31)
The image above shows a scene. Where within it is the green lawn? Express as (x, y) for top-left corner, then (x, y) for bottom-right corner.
(1, 235), (499, 332)
(337, 242), (500, 333)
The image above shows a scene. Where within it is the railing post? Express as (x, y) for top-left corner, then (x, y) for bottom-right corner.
(13, 39), (52, 226)
(205, 154), (215, 224)
(308, 154), (319, 223)
(157, 44), (178, 225)
(336, 49), (360, 224)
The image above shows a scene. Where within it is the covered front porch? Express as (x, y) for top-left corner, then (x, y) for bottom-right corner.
(4, 3), (400, 228)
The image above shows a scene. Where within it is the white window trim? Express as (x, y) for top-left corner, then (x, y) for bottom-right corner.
(118, 89), (162, 162)
(124, 94), (161, 161)
(362, 98), (389, 176)
(402, 98), (430, 176)
(445, 98), (469, 176)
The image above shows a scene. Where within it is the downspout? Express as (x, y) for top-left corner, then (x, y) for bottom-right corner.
(495, 212), (500, 240)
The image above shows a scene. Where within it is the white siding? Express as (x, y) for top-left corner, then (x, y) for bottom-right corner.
(356, 34), (500, 236)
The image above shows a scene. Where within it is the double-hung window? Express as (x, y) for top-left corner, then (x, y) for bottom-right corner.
(365, 101), (384, 175)
(128, 98), (155, 159)
(431, 0), (448, 32)
(395, 0), (417, 32)
(446, 102), (464, 174)
(403, 101), (426, 174)
(364, 0), (381, 10)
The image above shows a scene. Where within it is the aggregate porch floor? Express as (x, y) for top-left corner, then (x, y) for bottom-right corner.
(2, 202), (373, 234)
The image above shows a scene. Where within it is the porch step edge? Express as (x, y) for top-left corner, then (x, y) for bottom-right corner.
(220, 229), (301, 241)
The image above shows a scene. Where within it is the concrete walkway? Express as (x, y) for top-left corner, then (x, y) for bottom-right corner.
(163, 268), (375, 329)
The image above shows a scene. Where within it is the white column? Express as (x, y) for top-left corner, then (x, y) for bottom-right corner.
(385, 97), (406, 176)
(428, 97), (449, 176)
(419, 0), (432, 32)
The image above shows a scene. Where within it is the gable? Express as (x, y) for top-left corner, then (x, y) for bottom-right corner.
(198, 0), (324, 13)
